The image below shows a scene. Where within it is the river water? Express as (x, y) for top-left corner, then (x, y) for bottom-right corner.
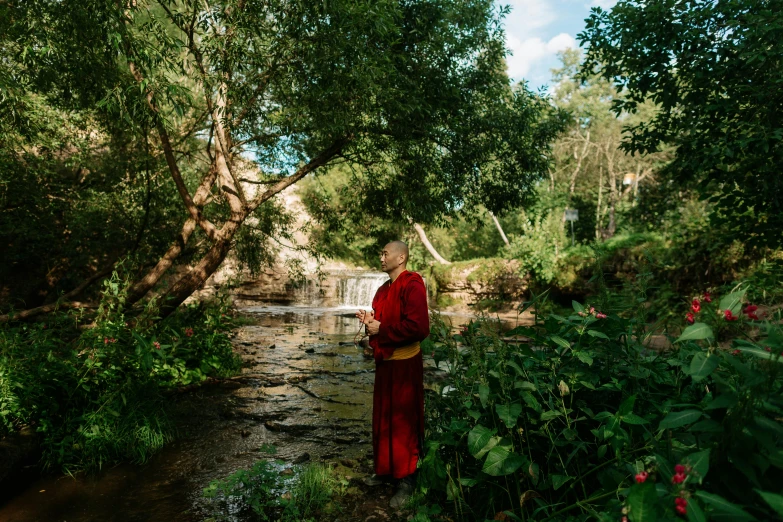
(0, 273), (525, 521)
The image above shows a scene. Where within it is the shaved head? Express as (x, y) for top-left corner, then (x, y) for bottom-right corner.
(380, 240), (409, 279)
(386, 241), (409, 262)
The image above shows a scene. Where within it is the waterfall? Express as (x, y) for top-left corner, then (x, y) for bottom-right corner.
(338, 272), (389, 308)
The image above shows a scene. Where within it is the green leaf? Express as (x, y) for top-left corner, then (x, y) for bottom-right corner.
(704, 392), (738, 410)
(482, 445), (524, 476)
(587, 329), (610, 339)
(549, 335), (571, 350)
(737, 346), (783, 364)
(495, 403), (523, 428)
(622, 413), (649, 425)
(755, 490), (783, 518)
(627, 481), (659, 522)
(572, 300), (585, 313)
(695, 491), (756, 521)
(478, 384), (490, 408)
(576, 351), (594, 365)
(686, 449), (710, 483)
(619, 395), (637, 416)
(676, 323), (714, 343)
(506, 360), (524, 376)
(658, 410), (704, 430)
(719, 289), (746, 316)
(467, 424), (495, 458)
(689, 352), (720, 382)
(540, 410), (563, 421)
(551, 474), (572, 490)
(686, 498), (707, 522)
(514, 380), (536, 391)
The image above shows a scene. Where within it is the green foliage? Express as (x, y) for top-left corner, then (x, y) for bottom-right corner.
(0, 272), (240, 472)
(418, 287), (783, 521)
(203, 460), (345, 521)
(581, 0), (783, 248)
(502, 212), (567, 283)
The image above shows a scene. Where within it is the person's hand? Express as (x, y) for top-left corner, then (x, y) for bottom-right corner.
(355, 310), (375, 325)
(366, 319), (381, 336)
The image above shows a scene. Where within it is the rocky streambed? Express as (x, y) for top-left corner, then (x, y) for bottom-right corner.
(0, 305), (462, 522)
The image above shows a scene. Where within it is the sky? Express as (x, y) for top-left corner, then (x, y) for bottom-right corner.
(501, 0), (618, 90)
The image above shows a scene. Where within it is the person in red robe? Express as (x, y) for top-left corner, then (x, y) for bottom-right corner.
(356, 240), (429, 508)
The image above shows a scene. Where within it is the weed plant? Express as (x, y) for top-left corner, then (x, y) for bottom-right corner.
(203, 459), (346, 521)
(0, 271), (241, 472)
(416, 283), (783, 521)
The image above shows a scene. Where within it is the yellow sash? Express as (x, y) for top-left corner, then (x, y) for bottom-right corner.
(385, 341), (421, 361)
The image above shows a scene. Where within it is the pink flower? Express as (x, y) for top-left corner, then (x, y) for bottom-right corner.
(691, 299), (701, 314)
(596, 312), (607, 319)
(185, 327), (194, 337)
(675, 497), (688, 515)
(589, 306), (595, 314)
(703, 291), (712, 303)
(672, 472), (686, 484)
(104, 337), (110, 345)
(635, 471), (649, 483)
(674, 464), (686, 474)
(724, 310), (738, 321)
(743, 305), (759, 321)
(732, 349), (741, 356)
(685, 312), (695, 324)
(153, 341), (161, 350)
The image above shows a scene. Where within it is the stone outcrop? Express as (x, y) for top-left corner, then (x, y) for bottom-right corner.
(428, 258), (528, 310)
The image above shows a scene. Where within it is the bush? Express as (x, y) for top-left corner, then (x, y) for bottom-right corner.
(0, 271), (240, 472)
(418, 288), (783, 521)
(203, 458), (346, 521)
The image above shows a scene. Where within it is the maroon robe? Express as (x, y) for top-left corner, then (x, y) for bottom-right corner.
(369, 270), (429, 479)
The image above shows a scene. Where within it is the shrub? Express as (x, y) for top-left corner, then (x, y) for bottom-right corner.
(0, 271), (240, 472)
(203, 459), (346, 521)
(418, 288), (783, 521)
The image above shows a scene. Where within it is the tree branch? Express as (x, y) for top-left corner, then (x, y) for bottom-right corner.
(248, 139), (348, 211)
(127, 61), (219, 241)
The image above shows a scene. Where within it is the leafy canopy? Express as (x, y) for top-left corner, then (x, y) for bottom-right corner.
(580, 0), (783, 247)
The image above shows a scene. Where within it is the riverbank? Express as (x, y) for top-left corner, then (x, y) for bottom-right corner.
(0, 306), (475, 521)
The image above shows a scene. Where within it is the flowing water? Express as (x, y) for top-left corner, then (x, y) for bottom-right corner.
(0, 272), (520, 521)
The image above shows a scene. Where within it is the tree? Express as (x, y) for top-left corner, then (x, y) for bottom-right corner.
(547, 48), (670, 240)
(581, 0), (783, 248)
(2, 0), (562, 318)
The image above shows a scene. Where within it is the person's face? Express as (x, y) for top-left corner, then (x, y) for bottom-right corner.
(380, 244), (404, 274)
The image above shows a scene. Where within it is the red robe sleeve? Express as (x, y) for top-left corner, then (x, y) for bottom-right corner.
(377, 276), (430, 345)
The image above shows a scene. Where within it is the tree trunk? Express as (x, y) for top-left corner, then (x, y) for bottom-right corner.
(489, 212), (510, 245)
(413, 223), (451, 265)
(126, 165), (220, 305)
(595, 166), (603, 240)
(602, 144), (618, 240)
(158, 220), (242, 318)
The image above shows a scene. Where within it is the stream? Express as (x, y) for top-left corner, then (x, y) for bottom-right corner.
(0, 273), (521, 522)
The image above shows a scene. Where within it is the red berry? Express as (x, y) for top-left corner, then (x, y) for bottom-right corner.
(674, 464), (686, 474)
(671, 472), (686, 484)
(635, 471), (649, 483)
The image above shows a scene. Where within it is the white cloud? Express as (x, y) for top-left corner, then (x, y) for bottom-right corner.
(505, 32), (577, 80)
(587, 0), (617, 9)
(502, 0), (557, 34)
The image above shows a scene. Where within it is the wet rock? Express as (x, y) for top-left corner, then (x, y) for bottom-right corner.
(304, 347), (315, 354)
(293, 452), (310, 464)
(264, 421), (283, 431)
(340, 458), (358, 469)
(269, 344), (276, 349)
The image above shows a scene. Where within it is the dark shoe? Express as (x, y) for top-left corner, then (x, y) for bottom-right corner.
(362, 474), (392, 487)
(389, 478), (414, 509)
